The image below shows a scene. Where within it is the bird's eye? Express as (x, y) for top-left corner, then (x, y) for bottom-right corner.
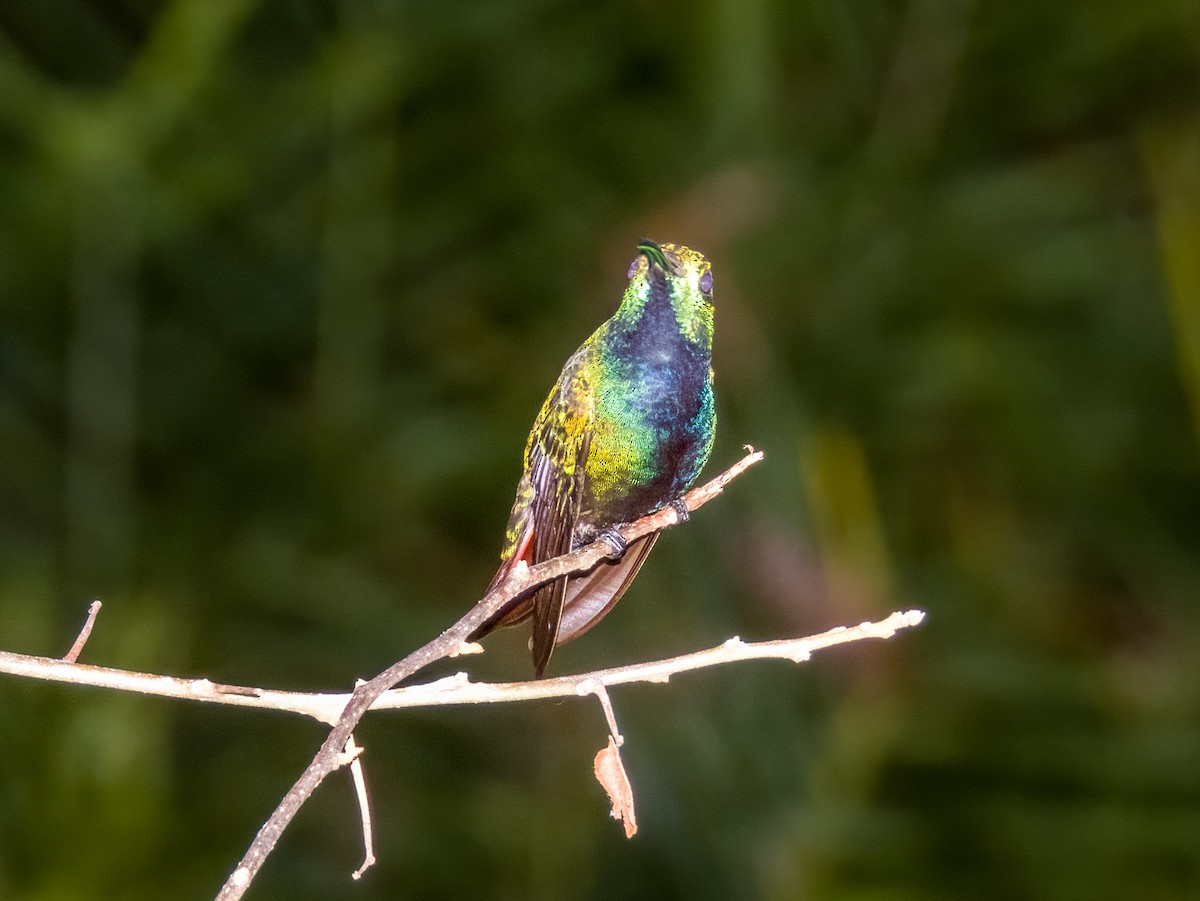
(699, 270), (713, 294)
(627, 257), (640, 280)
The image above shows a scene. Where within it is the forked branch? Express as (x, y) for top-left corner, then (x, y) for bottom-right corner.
(0, 447), (927, 900)
(212, 447), (765, 899)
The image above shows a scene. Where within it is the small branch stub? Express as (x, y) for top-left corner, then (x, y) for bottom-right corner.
(578, 679), (623, 746)
(344, 736), (376, 881)
(63, 600), (102, 664)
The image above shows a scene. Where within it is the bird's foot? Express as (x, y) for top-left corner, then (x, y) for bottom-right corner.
(597, 528), (628, 560)
(669, 498), (690, 523)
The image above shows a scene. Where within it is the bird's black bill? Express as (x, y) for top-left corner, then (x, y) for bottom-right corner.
(637, 239), (669, 272)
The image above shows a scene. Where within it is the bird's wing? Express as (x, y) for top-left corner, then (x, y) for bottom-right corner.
(555, 533), (659, 645)
(470, 361), (594, 676)
(526, 421), (592, 675)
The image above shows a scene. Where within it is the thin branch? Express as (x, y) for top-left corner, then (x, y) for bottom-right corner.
(213, 447), (763, 900)
(0, 609), (926, 721)
(0, 650), (349, 723)
(0, 449), (926, 897)
(580, 680), (623, 745)
(375, 609), (927, 710)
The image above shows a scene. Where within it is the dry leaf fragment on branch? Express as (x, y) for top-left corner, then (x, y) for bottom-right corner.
(594, 736), (638, 838)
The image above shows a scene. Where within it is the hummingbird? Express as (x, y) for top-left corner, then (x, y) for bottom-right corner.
(470, 240), (716, 676)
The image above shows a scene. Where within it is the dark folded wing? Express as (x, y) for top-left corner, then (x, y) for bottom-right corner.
(469, 360), (594, 676)
(526, 420), (591, 676)
(554, 533), (659, 645)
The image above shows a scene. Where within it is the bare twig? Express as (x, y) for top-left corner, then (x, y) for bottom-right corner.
(0, 609), (926, 721)
(212, 448), (764, 900)
(580, 680), (624, 745)
(0, 651), (349, 723)
(374, 609), (927, 711)
(344, 736), (376, 880)
(63, 600), (102, 663)
(0, 448), (926, 897)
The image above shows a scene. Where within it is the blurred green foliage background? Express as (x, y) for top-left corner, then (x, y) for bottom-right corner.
(2, 1), (1199, 899)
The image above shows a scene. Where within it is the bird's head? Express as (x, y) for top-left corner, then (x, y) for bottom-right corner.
(620, 239), (714, 347)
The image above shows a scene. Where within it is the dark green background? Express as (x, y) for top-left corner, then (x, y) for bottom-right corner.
(2, 1), (1199, 898)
